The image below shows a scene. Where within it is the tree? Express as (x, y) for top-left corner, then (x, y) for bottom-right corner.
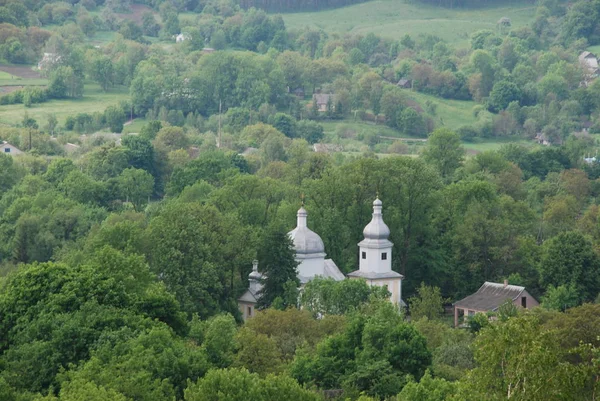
(296, 120), (324, 144)
(117, 168), (154, 211)
(256, 224), (299, 309)
(142, 11), (160, 36)
(398, 108), (425, 137)
(104, 105), (126, 133)
(541, 284), (580, 311)
(422, 128), (464, 181)
(397, 370), (457, 401)
(300, 277), (389, 316)
(408, 283), (446, 321)
(487, 80), (522, 112)
(271, 113), (297, 138)
(87, 53), (114, 91)
(184, 368), (320, 401)
(540, 231), (600, 303)
(459, 314), (591, 401)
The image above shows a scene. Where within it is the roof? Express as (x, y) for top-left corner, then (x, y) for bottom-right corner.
(238, 288), (259, 304)
(454, 282), (527, 311)
(346, 270), (404, 280)
(288, 207), (326, 255)
(398, 78), (410, 86)
(580, 51), (595, 60)
(313, 93), (334, 105)
(298, 259), (345, 284)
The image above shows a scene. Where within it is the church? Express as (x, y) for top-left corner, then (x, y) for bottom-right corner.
(238, 198), (404, 320)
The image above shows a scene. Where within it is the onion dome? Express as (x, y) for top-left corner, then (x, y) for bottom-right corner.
(249, 259), (262, 280)
(288, 207), (325, 255)
(362, 198), (390, 240)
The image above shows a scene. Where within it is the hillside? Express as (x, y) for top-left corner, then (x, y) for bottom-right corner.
(282, 0), (536, 46)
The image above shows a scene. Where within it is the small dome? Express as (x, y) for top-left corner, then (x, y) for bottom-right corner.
(288, 206), (325, 255)
(363, 198), (390, 240)
(249, 260), (262, 280)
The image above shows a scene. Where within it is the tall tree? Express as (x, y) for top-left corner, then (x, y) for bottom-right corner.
(257, 224), (299, 309)
(422, 128), (464, 182)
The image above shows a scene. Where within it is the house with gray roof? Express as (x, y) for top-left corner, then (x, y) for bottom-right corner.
(453, 280), (539, 327)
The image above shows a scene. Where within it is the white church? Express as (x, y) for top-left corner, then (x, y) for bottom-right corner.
(238, 198), (404, 320)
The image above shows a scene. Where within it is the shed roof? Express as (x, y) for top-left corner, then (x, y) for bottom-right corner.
(454, 282), (526, 311)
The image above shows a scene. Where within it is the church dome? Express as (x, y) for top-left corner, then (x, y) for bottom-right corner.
(363, 198), (390, 240)
(288, 207), (325, 255)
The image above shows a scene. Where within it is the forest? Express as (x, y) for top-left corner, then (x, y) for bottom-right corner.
(0, 0), (600, 399)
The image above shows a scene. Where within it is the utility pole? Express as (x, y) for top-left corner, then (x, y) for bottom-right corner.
(217, 98), (222, 148)
(29, 127), (32, 151)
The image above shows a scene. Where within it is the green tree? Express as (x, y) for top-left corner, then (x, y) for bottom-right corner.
(422, 128), (464, 181)
(408, 283), (446, 321)
(540, 231), (600, 303)
(257, 224), (299, 309)
(87, 54), (114, 91)
(397, 370), (457, 401)
(117, 168), (154, 211)
(541, 284), (580, 311)
(104, 105), (126, 133)
(487, 80), (522, 112)
(184, 368), (320, 401)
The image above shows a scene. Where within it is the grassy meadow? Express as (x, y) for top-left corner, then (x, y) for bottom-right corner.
(0, 84), (129, 127)
(281, 0), (536, 46)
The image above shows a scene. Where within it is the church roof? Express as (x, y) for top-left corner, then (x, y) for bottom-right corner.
(288, 206), (326, 255)
(347, 270), (404, 279)
(363, 198), (391, 240)
(238, 288), (259, 304)
(298, 259), (345, 284)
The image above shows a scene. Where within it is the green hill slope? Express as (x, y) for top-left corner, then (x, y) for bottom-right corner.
(282, 0), (536, 46)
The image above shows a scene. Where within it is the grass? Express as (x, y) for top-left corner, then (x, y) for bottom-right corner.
(281, 0), (536, 47)
(461, 136), (535, 153)
(588, 45), (600, 54)
(122, 118), (147, 134)
(0, 84), (130, 127)
(403, 90), (477, 129)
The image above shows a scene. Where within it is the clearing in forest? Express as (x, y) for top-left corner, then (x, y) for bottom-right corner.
(281, 0), (536, 46)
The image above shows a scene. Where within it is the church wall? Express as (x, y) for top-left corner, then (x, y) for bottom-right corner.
(359, 247), (392, 273)
(366, 277), (402, 305)
(297, 256), (326, 278)
(238, 301), (256, 321)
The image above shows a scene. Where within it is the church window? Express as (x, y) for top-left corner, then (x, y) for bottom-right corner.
(381, 252), (387, 260)
(362, 252), (366, 259)
(247, 306), (252, 317)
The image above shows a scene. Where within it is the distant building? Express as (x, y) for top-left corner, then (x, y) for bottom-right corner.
(238, 198), (403, 320)
(313, 143), (343, 153)
(176, 33), (191, 43)
(201, 47), (215, 54)
(63, 142), (80, 154)
(312, 93), (335, 112)
(579, 51), (599, 85)
(453, 281), (539, 327)
(37, 52), (61, 71)
(1, 141), (22, 156)
(237, 260), (263, 320)
(397, 78), (412, 89)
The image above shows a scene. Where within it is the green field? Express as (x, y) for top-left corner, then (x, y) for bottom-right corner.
(403, 90), (477, 129)
(281, 0), (536, 46)
(0, 84), (129, 126)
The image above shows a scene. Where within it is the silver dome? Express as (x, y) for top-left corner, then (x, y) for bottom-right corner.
(363, 198), (390, 240)
(288, 207), (325, 255)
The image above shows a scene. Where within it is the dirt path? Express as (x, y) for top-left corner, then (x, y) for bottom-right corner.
(0, 65), (41, 79)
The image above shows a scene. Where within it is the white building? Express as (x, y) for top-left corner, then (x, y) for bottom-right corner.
(288, 205), (345, 284)
(238, 197), (404, 320)
(175, 33), (190, 43)
(347, 198), (404, 306)
(1, 141), (23, 156)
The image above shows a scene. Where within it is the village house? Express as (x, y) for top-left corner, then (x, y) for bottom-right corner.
(1, 141), (22, 156)
(238, 198), (403, 320)
(579, 51), (599, 85)
(288, 87), (305, 99)
(312, 93), (335, 112)
(397, 78), (412, 89)
(175, 33), (191, 43)
(453, 281), (539, 327)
